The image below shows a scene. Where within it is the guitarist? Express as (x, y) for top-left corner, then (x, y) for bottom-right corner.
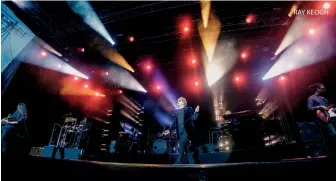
(307, 83), (336, 154)
(1, 103), (28, 155)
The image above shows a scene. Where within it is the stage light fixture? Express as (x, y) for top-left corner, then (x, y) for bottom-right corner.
(146, 65), (151, 70)
(192, 59), (196, 64)
(129, 36), (134, 42)
(235, 77), (240, 82)
(81, 48), (85, 53)
(323, 2), (331, 9)
(84, 84), (88, 88)
(308, 28), (316, 35)
(119, 90), (123, 94)
(194, 81), (199, 86)
(74, 76), (79, 81)
(41, 51), (47, 57)
(246, 17), (251, 23)
(295, 47), (303, 55)
(156, 86), (161, 90)
(241, 52), (247, 59)
(184, 27), (189, 32)
(105, 72), (109, 76)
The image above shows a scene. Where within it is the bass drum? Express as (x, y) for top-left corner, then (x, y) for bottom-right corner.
(152, 139), (167, 154)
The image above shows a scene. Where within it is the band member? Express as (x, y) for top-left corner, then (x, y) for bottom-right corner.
(163, 97), (200, 164)
(307, 83), (336, 155)
(115, 122), (129, 154)
(307, 83), (336, 135)
(1, 103), (28, 155)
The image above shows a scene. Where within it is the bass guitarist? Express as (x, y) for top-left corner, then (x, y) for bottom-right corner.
(307, 83), (336, 154)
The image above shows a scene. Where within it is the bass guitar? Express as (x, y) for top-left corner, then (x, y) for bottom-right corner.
(317, 104), (336, 123)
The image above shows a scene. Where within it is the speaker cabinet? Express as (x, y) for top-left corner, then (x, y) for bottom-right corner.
(297, 122), (322, 142)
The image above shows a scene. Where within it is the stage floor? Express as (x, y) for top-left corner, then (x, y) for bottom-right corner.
(2, 155), (335, 180)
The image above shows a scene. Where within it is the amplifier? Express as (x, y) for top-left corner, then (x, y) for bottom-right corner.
(40, 146), (84, 160)
(297, 122), (322, 142)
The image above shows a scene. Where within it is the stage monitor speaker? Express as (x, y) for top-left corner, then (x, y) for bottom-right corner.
(40, 146), (84, 160)
(297, 122), (322, 142)
(29, 147), (43, 157)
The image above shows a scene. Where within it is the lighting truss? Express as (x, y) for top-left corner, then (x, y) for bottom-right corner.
(1, 11), (27, 43)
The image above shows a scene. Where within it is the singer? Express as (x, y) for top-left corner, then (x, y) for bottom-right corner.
(163, 97), (200, 164)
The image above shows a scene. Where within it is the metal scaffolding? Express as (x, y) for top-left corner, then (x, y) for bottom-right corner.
(1, 11), (27, 44)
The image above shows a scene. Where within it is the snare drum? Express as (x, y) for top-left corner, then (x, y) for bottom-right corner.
(152, 139), (167, 154)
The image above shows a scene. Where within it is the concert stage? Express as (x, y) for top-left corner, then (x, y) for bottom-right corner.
(2, 155), (335, 180)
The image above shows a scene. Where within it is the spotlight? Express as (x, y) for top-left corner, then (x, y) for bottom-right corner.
(105, 72), (109, 76)
(156, 86), (161, 90)
(119, 90), (123, 94)
(81, 48), (85, 53)
(295, 47), (303, 54)
(192, 59), (196, 64)
(84, 84), (88, 88)
(74, 76), (79, 81)
(194, 81), (199, 86)
(235, 77), (240, 82)
(323, 2), (331, 9)
(280, 76), (285, 81)
(241, 52), (247, 59)
(308, 28), (316, 35)
(40, 51), (47, 57)
(184, 27), (189, 32)
(146, 65), (151, 70)
(245, 14), (255, 24)
(246, 17), (251, 23)
(129, 36), (134, 42)
(95, 92), (99, 96)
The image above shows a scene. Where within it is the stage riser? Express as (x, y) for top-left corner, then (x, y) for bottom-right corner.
(40, 146), (83, 160)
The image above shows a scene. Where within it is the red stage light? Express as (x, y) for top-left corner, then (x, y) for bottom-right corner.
(146, 65), (151, 70)
(119, 90), (123, 94)
(308, 28), (316, 35)
(246, 18), (251, 23)
(241, 52), (247, 59)
(156, 86), (161, 90)
(84, 84), (88, 88)
(192, 59), (196, 64)
(105, 72), (109, 76)
(184, 27), (189, 32)
(245, 14), (256, 24)
(129, 36), (134, 42)
(81, 48), (85, 53)
(194, 81), (199, 86)
(235, 77), (240, 82)
(323, 2), (331, 9)
(40, 51), (47, 57)
(280, 76), (285, 81)
(74, 76), (79, 81)
(95, 92), (99, 96)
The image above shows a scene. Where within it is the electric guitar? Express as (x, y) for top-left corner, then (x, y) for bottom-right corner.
(317, 104), (336, 123)
(1, 117), (9, 125)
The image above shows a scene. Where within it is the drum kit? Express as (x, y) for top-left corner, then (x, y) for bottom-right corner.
(152, 130), (179, 154)
(49, 117), (91, 149)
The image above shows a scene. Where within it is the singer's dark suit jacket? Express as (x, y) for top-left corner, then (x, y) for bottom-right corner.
(169, 106), (199, 141)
